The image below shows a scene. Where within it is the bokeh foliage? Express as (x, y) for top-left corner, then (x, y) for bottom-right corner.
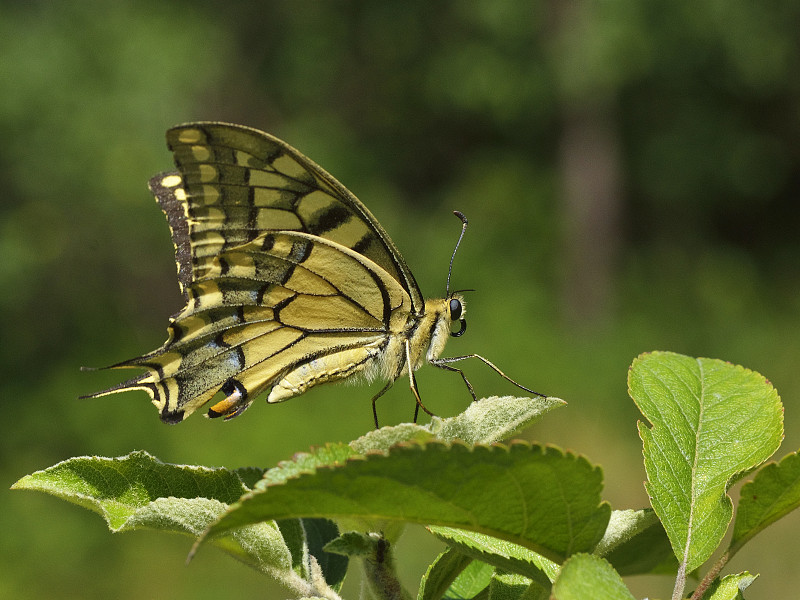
(2, 1), (799, 598)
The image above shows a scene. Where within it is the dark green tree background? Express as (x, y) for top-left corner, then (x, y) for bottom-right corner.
(2, 2), (799, 598)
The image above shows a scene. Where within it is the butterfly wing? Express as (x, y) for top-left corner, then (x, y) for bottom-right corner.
(89, 122), (422, 422)
(164, 122), (423, 311)
(99, 225), (413, 422)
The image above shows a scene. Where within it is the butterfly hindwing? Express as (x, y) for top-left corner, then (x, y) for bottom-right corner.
(113, 224), (413, 421)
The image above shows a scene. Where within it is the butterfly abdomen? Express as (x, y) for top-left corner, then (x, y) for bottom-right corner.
(266, 341), (386, 403)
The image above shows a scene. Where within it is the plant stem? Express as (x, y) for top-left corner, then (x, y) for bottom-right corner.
(689, 552), (730, 600)
(672, 562), (687, 600)
(361, 534), (412, 600)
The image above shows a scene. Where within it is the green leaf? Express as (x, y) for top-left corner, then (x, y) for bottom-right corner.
(486, 571), (544, 600)
(324, 531), (379, 557)
(204, 442), (611, 563)
(418, 547), (475, 600)
(301, 518), (348, 590)
(277, 518), (349, 592)
(551, 554), (635, 600)
(705, 572), (758, 599)
(276, 518), (307, 573)
(11, 452), (340, 598)
(235, 465), (271, 489)
(260, 442), (401, 538)
(428, 526), (556, 587)
(629, 352), (783, 572)
(446, 559), (494, 599)
(731, 451), (800, 555)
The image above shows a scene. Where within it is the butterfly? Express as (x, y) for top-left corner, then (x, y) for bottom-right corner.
(86, 122), (542, 427)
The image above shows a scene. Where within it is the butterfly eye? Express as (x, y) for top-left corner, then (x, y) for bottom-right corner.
(449, 298), (462, 320)
(449, 298), (467, 337)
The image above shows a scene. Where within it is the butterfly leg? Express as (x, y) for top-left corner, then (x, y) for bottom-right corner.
(371, 380), (394, 429)
(430, 354), (547, 398)
(429, 360), (477, 401)
(405, 340), (435, 423)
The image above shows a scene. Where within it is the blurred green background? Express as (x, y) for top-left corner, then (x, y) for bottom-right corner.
(2, 2), (799, 598)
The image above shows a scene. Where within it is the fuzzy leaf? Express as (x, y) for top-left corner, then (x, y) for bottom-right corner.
(12, 450), (253, 527)
(601, 512), (676, 576)
(427, 395), (566, 445)
(592, 509), (658, 557)
(349, 396), (565, 456)
(11, 452), (338, 597)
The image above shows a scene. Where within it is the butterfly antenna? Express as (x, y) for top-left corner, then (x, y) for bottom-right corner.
(446, 211), (469, 296)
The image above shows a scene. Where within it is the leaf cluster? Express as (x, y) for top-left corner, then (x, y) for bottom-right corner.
(13, 353), (800, 600)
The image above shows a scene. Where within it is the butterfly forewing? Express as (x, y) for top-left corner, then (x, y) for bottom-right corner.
(165, 123), (423, 311)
